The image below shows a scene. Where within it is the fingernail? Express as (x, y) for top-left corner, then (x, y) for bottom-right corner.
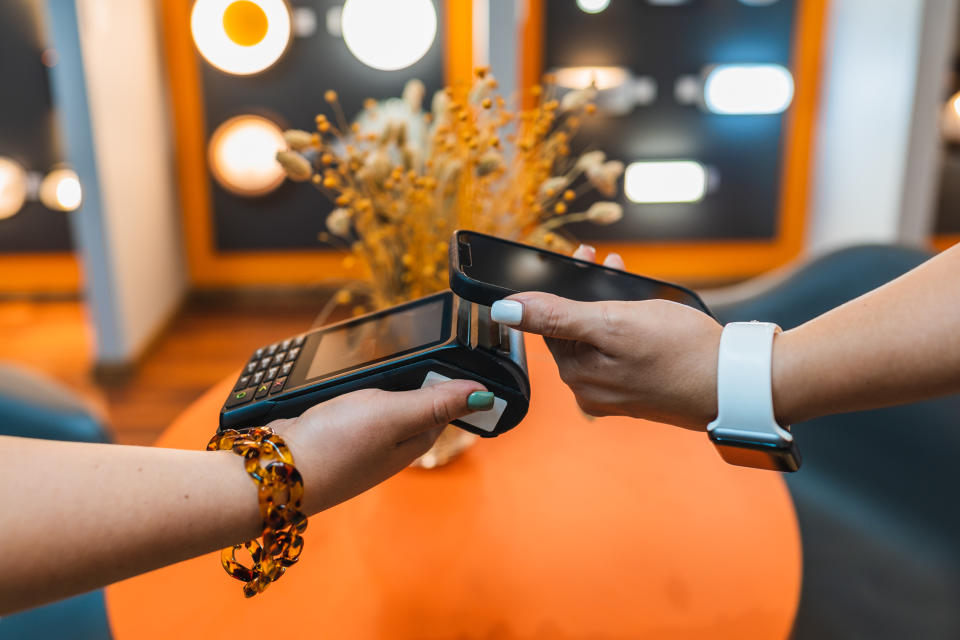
(578, 244), (596, 254)
(491, 300), (523, 325)
(467, 391), (495, 411)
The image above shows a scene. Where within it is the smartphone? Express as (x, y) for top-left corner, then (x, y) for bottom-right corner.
(449, 230), (713, 316)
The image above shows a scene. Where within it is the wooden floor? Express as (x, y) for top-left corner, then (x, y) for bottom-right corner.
(0, 296), (324, 446)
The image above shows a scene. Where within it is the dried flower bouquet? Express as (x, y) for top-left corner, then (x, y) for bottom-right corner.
(276, 69), (625, 315)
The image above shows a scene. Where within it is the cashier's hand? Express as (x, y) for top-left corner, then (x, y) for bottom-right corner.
(267, 381), (490, 515)
(492, 245), (722, 431)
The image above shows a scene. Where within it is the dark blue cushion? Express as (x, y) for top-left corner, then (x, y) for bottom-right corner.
(0, 590), (111, 640)
(0, 365), (111, 637)
(0, 394), (109, 443)
(715, 245), (960, 639)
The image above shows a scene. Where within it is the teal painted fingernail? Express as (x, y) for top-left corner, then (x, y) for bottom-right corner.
(467, 391), (495, 411)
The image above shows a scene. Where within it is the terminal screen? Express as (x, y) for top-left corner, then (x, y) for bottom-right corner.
(305, 298), (445, 381)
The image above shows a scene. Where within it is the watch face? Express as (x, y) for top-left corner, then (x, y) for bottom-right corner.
(709, 432), (802, 472)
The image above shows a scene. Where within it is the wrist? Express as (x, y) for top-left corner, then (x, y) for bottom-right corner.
(697, 329), (722, 428)
(771, 327), (807, 426)
(267, 420), (325, 516)
(213, 450), (264, 541)
(708, 321), (801, 471)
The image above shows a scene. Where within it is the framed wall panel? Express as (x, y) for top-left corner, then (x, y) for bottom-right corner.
(162, 0), (473, 288)
(0, 0), (80, 294)
(521, 0), (826, 283)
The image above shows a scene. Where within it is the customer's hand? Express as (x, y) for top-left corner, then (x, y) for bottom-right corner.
(491, 245), (722, 430)
(270, 381), (491, 514)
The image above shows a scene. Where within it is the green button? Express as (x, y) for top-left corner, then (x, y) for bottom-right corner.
(235, 390), (247, 399)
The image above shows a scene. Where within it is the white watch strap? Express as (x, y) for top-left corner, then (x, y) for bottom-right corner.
(706, 321), (792, 444)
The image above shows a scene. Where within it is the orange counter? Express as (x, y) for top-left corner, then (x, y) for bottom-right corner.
(107, 337), (801, 639)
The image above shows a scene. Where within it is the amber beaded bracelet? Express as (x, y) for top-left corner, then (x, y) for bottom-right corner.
(207, 427), (308, 597)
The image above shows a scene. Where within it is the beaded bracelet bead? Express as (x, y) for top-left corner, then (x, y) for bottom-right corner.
(207, 427), (308, 597)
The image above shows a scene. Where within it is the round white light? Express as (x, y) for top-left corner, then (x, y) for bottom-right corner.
(703, 64), (794, 115)
(191, 0), (291, 75)
(340, 0), (437, 71)
(208, 114), (287, 197)
(40, 168), (83, 212)
(625, 161), (707, 203)
(577, 0), (611, 13)
(0, 157), (28, 220)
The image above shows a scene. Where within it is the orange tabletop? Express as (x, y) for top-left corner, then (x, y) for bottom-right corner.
(106, 337), (801, 639)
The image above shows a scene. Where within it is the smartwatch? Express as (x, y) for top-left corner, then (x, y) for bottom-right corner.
(706, 321), (801, 472)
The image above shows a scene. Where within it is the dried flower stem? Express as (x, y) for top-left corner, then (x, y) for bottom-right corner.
(276, 71), (624, 310)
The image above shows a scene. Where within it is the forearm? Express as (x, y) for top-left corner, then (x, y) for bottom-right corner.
(773, 244), (960, 425)
(0, 436), (259, 615)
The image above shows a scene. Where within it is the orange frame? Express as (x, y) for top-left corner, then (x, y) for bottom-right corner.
(519, 0), (828, 283)
(163, 0), (825, 288)
(159, 0), (474, 289)
(0, 253), (80, 295)
(933, 234), (960, 252)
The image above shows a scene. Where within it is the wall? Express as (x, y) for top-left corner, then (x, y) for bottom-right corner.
(807, 0), (957, 254)
(47, 0), (185, 368)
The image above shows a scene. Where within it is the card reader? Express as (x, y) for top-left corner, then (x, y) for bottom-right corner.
(219, 291), (530, 437)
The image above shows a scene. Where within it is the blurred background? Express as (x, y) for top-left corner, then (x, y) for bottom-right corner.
(2, 0), (960, 637)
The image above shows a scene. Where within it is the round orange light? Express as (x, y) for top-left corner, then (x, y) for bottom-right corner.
(208, 114), (287, 197)
(191, 0), (291, 75)
(222, 0), (269, 46)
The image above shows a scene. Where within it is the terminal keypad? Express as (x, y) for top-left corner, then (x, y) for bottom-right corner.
(228, 336), (306, 407)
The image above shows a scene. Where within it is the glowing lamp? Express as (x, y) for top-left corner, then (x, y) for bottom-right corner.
(39, 168), (82, 212)
(577, 0), (611, 13)
(552, 66), (630, 91)
(551, 66), (656, 116)
(625, 161), (707, 204)
(941, 91), (960, 144)
(191, 0), (292, 75)
(0, 157), (28, 220)
(703, 64), (794, 115)
(340, 0), (437, 71)
(208, 115), (287, 197)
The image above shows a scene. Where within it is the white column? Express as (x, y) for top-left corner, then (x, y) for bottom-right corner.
(898, 0), (958, 244)
(46, 0), (186, 370)
(807, 0), (956, 254)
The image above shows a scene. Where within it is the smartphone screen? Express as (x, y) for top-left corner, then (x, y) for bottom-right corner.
(454, 231), (712, 315)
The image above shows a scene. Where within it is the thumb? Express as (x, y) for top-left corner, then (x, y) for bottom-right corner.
(371, 380), (491, 441)
(491, 291), (601, 342)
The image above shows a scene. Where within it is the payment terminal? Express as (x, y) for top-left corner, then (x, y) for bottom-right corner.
(219, 290), (530, 437)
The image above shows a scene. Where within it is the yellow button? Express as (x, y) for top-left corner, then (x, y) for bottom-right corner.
(222, 1), (269, 47)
